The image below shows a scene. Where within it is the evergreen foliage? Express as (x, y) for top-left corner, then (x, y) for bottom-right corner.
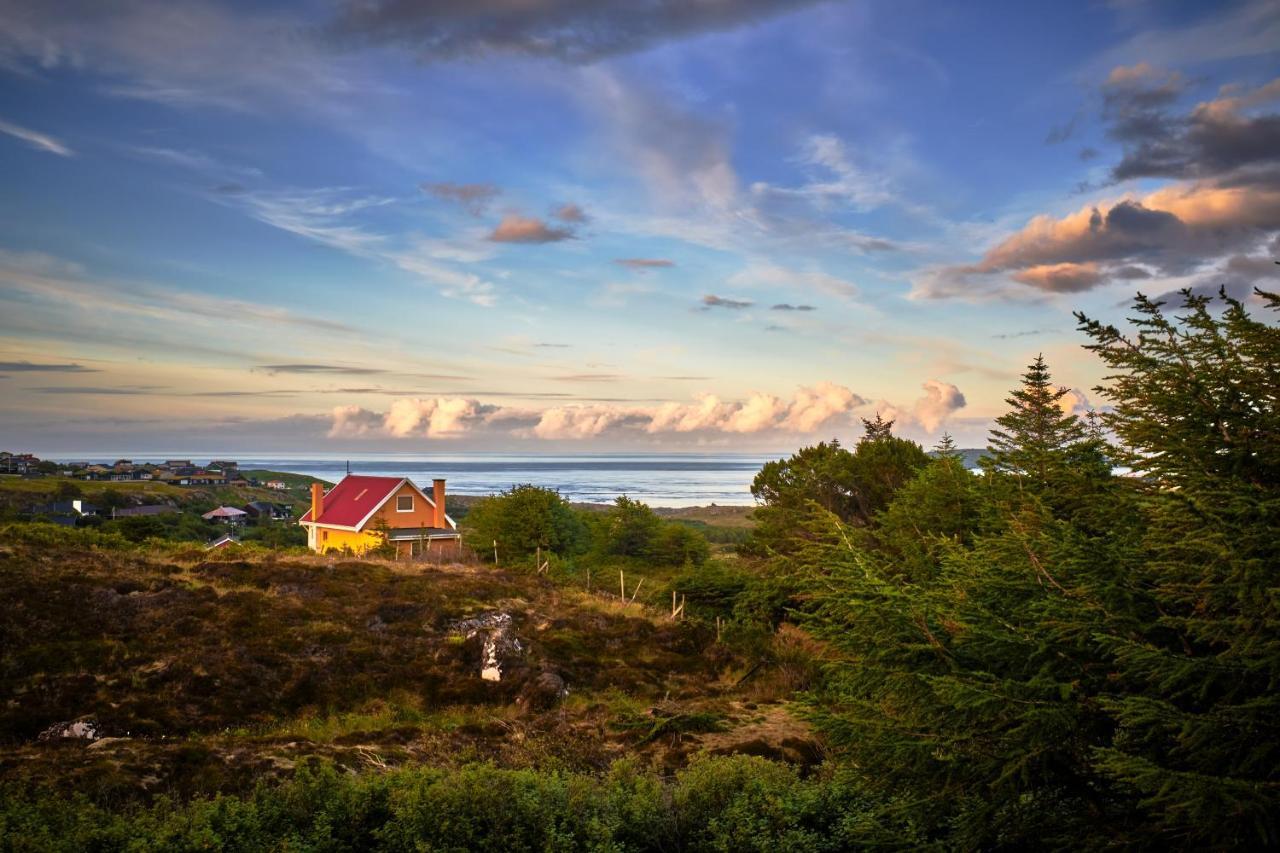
(1077, 289), (1280, 847)
(793, 288), (1279, 847)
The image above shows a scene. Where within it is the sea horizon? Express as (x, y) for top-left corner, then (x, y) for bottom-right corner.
(34, 451), (782, 508)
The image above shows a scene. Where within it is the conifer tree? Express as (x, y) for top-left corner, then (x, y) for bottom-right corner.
(861, 413), (895, 442)
(933, 431), (960, 458)
(1077, 289), (1280, 847)
(984, 354), (1088, 486)
(801, 353), (1144, 847)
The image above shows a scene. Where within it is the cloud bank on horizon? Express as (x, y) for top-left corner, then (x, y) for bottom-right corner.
(0, 0), (1276, 452)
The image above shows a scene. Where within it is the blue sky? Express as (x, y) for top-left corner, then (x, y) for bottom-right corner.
(1, 0), (1277, 453)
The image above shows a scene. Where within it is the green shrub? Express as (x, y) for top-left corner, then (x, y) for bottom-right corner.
(0, 757), (905, 851)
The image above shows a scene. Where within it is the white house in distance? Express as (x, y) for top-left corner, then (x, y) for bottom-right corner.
(202, 506), (248, 524)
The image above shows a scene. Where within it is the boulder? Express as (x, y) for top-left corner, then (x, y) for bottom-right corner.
(517, 671), (568, 711)
(37, 717), (101, 742)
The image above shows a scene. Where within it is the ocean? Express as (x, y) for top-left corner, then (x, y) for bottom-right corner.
(72, 453), (777, 507)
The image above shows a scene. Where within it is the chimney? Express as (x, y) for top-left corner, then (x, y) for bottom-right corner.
(433, 478), (446, 528)
(311, 483), (324, 522)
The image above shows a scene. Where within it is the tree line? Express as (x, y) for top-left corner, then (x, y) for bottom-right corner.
(743, 289), (1279, 848)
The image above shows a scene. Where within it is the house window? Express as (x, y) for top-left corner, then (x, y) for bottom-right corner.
(322, 530), (329, 541)
(397, 495), (414, 512)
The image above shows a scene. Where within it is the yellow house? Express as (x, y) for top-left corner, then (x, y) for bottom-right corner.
(298, 474), (461, 557)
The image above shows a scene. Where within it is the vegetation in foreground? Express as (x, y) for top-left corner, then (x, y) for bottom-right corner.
(1, 289), (1276, 850)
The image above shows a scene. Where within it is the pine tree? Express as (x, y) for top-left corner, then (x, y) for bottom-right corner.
(1077, 289), (1280, 847)
(984, 354), (1088, 486)
(933, 431), (960, 459)
(861, 413), (895, 442)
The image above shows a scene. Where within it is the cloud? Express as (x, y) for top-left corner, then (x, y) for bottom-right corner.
(771, 303), (816, 311)
(487, 214), (576, 243)
(258, 363), (385, 375)
(553, 203), (588, 223)
(868, 380), (966, 434)
(914, 186), (1280, 299)
(552, 373), (623, 383)
(1103, 70), (1280, 183)
(0, 361), (97, 373)
(327, 404), (384, 437)
(383, 397), (484, 437)
(913, 69), (1280, 302)
(328, 397), (495, 438)
(752, 134), (893, 212)
(1180, 251), (1280, 300)
(232, 186), (500, 306)
(0, 248), (362, 336)
(24, 386), (149, 395)
(1045, 117), (1076, 145)
(646, 382), (863, 435)
(911, 380), (966, 432)
(530, 405), (641, 439)
(1010, 262), (1105, 293)
(701, 294), (753, 310)
(324, 0), (828, 63)
(583, 69), (738, 214)
(727, 262), (859, 300)
(1057, 388), (1092, 419)
(129, 145), (261, 177)
(614, 258), (675, 270)
(0, 118), (73, 156)
(422, 182), (500, 215)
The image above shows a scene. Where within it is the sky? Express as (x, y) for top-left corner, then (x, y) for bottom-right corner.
(1, 0), (1277, 455)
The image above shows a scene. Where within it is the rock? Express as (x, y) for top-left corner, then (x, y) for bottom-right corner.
(37, 717), (101, 742)
(517, 671), (568, 711)
(451, 612), (523, 682)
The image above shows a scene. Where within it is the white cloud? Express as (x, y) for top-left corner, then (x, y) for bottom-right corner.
(384, 397), (483, 437)
(867, 380), (967, 434)
(0, 118), (73, 156)
(911, 379), (966, 432)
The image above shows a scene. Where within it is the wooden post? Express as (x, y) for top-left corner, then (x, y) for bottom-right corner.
(716, 616), (722, 643)
(619, 569), (625, 602)
(628, 577), (644, 604)
(493, 539), (499, 565)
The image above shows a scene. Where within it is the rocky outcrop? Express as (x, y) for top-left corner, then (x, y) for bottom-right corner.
(37, 717), (100, 742)
(452, 612), (522, 682)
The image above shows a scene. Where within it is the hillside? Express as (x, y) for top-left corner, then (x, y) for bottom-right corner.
(0, 533), (817, 806)
(0, 472), (327, 516)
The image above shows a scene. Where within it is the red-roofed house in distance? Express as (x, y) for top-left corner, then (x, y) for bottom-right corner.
(298, 475), (461, 557)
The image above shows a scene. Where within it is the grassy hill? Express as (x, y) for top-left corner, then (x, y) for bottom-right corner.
(0, 530), (816, 811)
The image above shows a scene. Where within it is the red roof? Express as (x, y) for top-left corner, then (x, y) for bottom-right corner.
(299, 475), (422, 528)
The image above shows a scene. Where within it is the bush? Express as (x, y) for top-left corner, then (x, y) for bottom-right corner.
(0, 757), (907, 851)
(463, 484), (588, 562)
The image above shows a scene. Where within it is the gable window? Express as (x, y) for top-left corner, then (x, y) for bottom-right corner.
(396, 495), (414, 512)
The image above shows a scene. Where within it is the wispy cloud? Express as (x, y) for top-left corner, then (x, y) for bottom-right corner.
(0, 118), (73, 156)
(324, 0), (829, 63)
(0, 360), (97, 373)
(701, 294), (753, 310)
(422, 182), (500, 216)
(257, 363), (386, 376)
(614, 258), (675, 270)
